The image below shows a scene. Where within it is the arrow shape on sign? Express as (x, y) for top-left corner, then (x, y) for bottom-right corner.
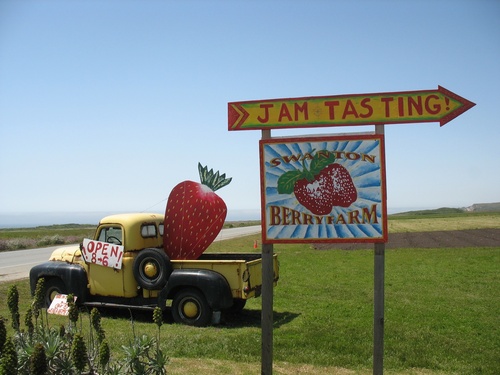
(436, 86), (475, 126)
(228, 102), (250, 130)
(228, 86), (475, 130)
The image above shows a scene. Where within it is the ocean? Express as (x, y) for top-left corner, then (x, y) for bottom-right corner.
(0, 209), (263, 228)
(0, 207), (419, 229)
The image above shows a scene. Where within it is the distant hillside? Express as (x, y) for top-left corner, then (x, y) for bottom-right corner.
(391, 202), (500, 217)
(391, 207), (464, 217)
(463, 202), (500, 212)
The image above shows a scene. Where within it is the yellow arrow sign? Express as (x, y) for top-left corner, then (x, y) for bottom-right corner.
(228, 86), (475, 131)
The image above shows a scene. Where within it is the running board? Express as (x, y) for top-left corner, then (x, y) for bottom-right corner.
(83, 302), (157, 311)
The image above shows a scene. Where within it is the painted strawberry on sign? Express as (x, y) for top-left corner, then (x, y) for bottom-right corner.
(163, 163), (232, 260)
(328, 163), (357, 207)
(277, 150), (357, 215)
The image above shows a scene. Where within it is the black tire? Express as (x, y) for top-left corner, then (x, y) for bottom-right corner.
(171, 288), (212, 327)
(44, 278), (67, 308)
(224, 298), (247, 314)
(133, 249), (172, 290)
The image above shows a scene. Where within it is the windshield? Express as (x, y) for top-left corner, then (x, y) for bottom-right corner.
(97, 226), (123, 245)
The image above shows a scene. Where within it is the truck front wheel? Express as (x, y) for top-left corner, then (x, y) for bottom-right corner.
(171, 288), (212, 327)
(43, 278), (67, 307)
(133, 249), (172, 290)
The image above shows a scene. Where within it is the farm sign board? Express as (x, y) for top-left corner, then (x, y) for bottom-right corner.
(259, 133), (387, 244)
(229, 86), (475, 130)
(47, 294), (77, 316)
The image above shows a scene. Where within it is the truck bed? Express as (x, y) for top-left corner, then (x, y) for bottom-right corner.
(171, 252), (279, 299)
(197, 253), (262, 261)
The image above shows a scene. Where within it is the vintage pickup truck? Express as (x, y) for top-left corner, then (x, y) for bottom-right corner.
(29, 213), (279, 326)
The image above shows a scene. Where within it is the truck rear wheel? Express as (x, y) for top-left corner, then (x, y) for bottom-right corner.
(224, 298), (247, 314)
(43, 278), (67, 307)
(172, 288), (212, 327)
(133, 249), (172, 290)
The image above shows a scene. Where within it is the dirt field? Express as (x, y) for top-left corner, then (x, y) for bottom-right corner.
(313, 228), (500, 250)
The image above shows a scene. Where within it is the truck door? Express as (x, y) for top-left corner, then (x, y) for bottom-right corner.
(87, 225), (135, 298)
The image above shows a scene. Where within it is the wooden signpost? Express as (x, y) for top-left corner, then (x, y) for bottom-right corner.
(228, 87), (474, 375)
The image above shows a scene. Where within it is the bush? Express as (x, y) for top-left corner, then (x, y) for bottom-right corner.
(0, 235), (82, 252)
(0, 280), (169, 374)
(37, 235), (65, 247)
(8, 238), (37, 250)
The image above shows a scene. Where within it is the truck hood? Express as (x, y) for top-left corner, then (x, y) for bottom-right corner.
(49, 245), (82, 263)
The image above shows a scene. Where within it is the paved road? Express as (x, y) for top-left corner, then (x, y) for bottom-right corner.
(0, 225), (261, 282)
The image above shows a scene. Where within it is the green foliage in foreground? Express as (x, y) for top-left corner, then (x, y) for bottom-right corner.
(1, 235), (499, 374)
(0, 282), (168, 374)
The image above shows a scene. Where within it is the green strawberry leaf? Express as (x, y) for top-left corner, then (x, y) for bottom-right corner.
(198, 163), (232, 191)
(310, 150), (336, 175)
(277, 170), (304, 194)
(276, 150), (336, 194)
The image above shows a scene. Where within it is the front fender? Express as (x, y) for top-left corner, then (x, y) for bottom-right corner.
(159, 269), (233, 311)
(29, 261), (88, 303)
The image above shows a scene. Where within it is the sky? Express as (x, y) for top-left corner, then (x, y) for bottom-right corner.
(0, 0), (499, 226)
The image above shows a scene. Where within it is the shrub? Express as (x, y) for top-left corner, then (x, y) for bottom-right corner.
(0, 337), (18, 374)
(29, 343), (47, 375)
(0, 235), (83, 252)
(36, 235), (65, 247)
(0, 240), (8, 251)
(0, 278), (169, 374)
(0, 317), (6, 351)
(71, 334), (88, 373)
(7, 285), (20, 332)
(8, 238), (36, 250)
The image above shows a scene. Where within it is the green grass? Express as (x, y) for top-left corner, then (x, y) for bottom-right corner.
(1, 211), (499, 250)
(0, 222), (257, 240)
(0, 225), (95, 251)
(0, 224), (95, 238)
(384, 247), (499, 373)
(388, 211), (500, 232)
(1, 233), (499, 374)
(0, 222), (258, 251)
(1, 213), (498, 373)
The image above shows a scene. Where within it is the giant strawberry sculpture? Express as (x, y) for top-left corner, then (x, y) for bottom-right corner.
(163, 163), (232, 260)
(277, 150), (357, 215)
